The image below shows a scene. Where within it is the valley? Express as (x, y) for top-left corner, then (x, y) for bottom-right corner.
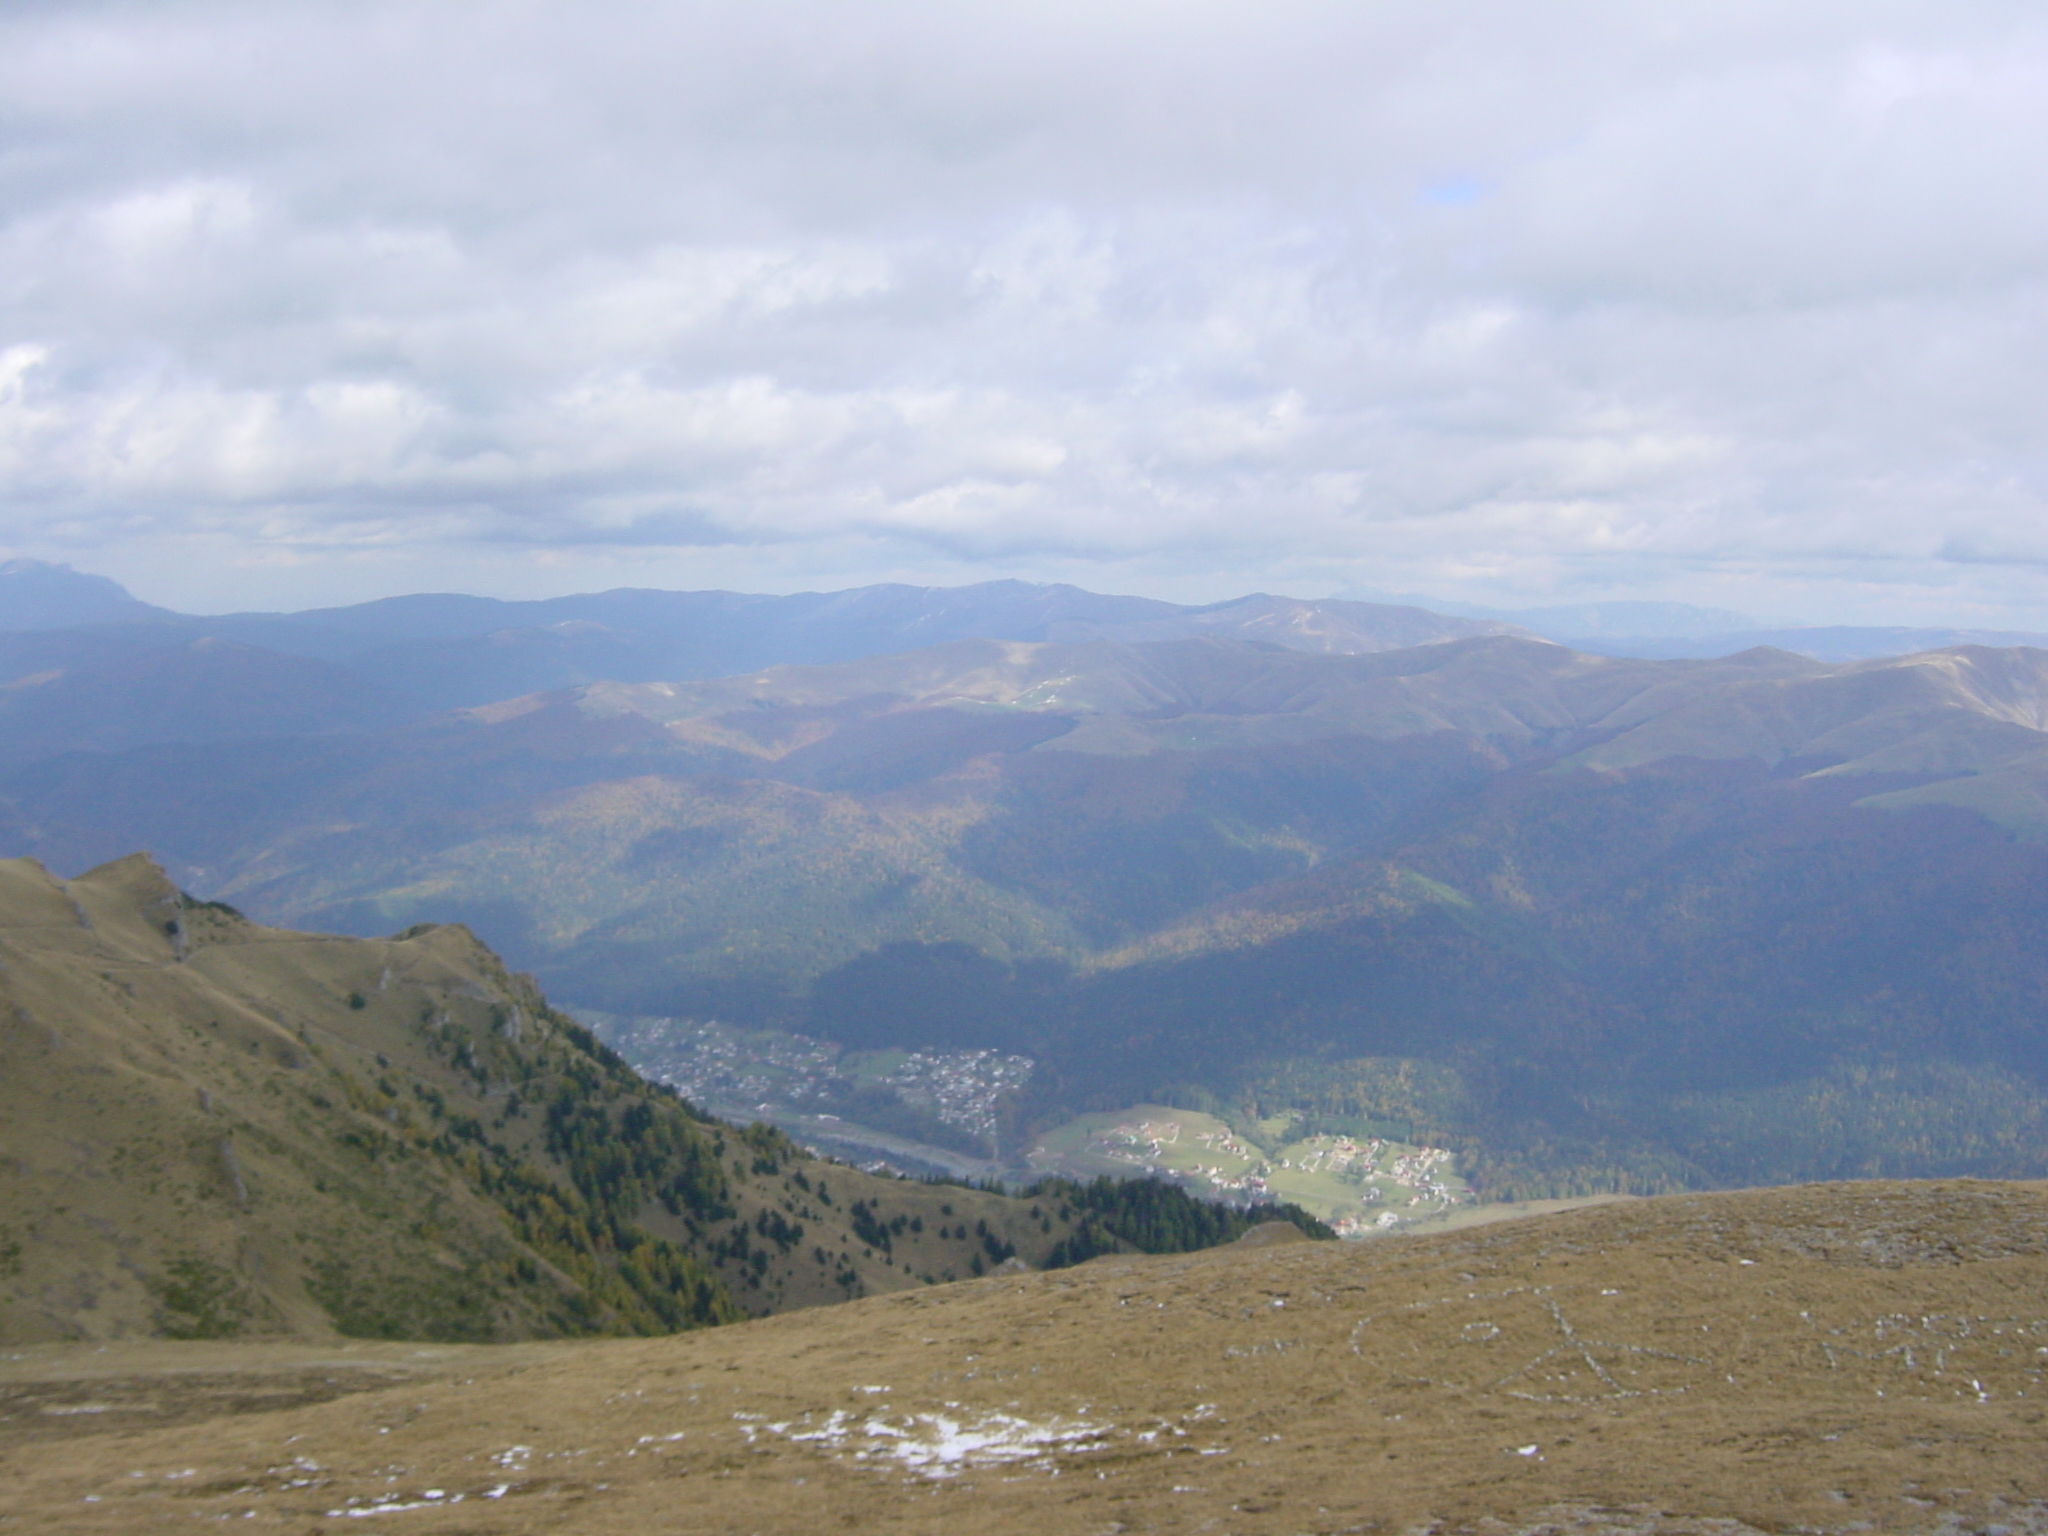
(579, 1013), (1031, 1179)
(13, 0), (2048, 1523)
(8, 567), (2048, 1211)
(8, 567), (2048, 1526)
(579, 1015), (1476, 1231)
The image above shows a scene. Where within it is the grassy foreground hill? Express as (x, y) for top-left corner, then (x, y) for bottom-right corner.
(4, 1180), (2045, 1533)
(0, 854), (1317, 1344)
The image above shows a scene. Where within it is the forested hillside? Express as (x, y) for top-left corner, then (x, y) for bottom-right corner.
(0, 854), (1323, 1343)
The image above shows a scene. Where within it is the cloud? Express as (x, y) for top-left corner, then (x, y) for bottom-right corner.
(1, 0), (2045, 622)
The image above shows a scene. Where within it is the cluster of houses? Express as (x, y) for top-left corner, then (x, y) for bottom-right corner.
(882, 1049), (1035, 1141)
(1085, 1117), (1469, 1235)
(599, 1017), (1037, 1146)
(626, 1017), (845, 1115)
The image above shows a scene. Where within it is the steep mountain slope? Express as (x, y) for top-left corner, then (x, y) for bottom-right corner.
(0, 854), (1313, 1344)
(8, 1180), (2048, 1534)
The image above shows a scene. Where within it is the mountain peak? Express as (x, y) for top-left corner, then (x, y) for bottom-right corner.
(0, 559), (169, 632)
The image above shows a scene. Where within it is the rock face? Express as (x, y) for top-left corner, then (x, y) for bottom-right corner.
(0, 853), (1256, 1344)
(4, 1179), (2045, 1533)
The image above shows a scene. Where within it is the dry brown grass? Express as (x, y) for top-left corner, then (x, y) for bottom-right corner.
(6, 1179), (2046, 1534)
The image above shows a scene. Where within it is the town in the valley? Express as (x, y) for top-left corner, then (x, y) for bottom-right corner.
(584, 1013), (1473, 1233)
(1023, 1107), (1472, 1235)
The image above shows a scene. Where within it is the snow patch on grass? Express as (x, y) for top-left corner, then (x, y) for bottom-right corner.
(745, 1407), (1114, 1478)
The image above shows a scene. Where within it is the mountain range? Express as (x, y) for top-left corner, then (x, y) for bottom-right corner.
(7, 561), (2048, 1205)
(7, 558), (2044, 753)
(0, 560), (1528, 741)
(1349, 582), (2048, 658)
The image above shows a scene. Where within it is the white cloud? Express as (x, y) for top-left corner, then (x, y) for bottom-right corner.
(0, 0), (2045, 623)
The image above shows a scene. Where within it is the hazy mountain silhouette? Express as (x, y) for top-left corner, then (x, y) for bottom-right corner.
(0, 575), (1528, 730)
(0, 558), (172, 630)
(1565, 623), (2048, 662)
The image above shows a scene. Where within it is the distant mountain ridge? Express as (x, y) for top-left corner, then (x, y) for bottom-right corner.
(1343, 589), (1767, 639)
(3, 562), (2038, 749)
(555, 632), (2048, 791)
(1342, 584), (2048, 660)
(0, 558), (172, 630)
(0, 574), (1528, 745)
(1565, 624), (2048, 662)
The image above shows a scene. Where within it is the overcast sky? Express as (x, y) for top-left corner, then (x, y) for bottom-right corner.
(2, 1), (2045, 622)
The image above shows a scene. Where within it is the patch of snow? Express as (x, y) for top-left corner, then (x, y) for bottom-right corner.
(750, 1407), (1114, 1479)
(326, 1492), (466, 1519)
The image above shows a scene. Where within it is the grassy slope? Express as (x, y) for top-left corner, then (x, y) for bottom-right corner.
(7, 1180), (2048, 1534)
(0, 854), (1235, 1344)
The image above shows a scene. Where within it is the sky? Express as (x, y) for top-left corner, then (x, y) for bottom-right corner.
(2, 1), (2046, 623)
